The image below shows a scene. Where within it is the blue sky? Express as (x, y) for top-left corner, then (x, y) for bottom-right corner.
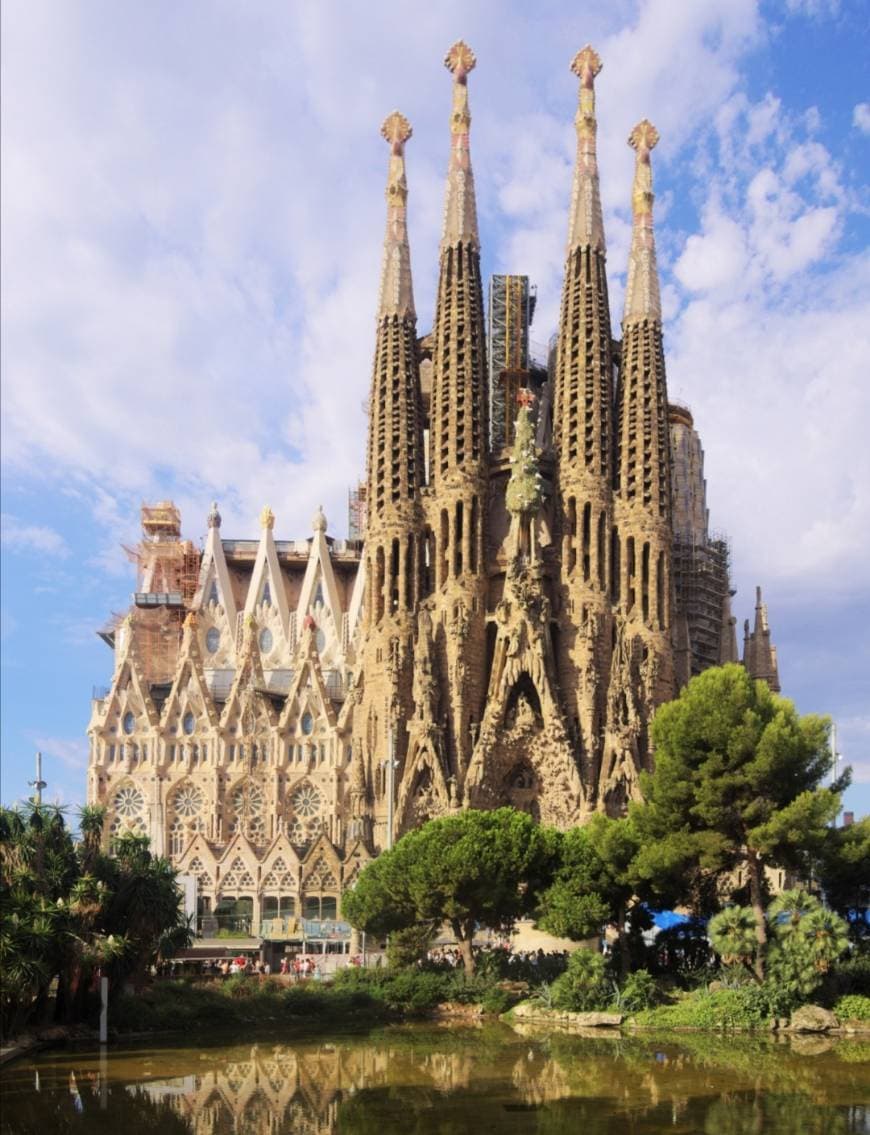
(2, 0), (869, 818)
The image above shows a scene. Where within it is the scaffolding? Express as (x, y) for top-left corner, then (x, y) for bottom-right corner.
(672, 531), (732, 676)
(119, 502), (200, 683)
(488, 275), (537, 450)
(348, 482), (367, 542)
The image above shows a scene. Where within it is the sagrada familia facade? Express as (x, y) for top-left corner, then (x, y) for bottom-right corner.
(86, 44), (780, 931)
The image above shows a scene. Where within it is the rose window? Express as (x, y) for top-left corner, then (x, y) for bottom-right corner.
(231, 781), (264, 816)
(172, 783), (204, 818)
(113, 784), (145, 818)
(291, 784), (321, 818)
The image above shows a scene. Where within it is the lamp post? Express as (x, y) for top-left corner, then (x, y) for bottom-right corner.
(831, 721), (843, 827)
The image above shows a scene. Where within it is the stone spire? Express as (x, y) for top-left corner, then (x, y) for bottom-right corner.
(604, 119), (676, 808)
(429, 39), (488, 487)
(377, 111), (415, 321)
(366, 112), (425, 526)
(743, 586), (781, 692)
(441, 41), (479, 249)
(566, 45), (605, 252)
(615, 120), (670, 520)
(354, 110), (427, 853)
(553, 47), (615, 788)
(623, 119), (662, 324)
(425, 41), (489, 787)
(554, 45), (614, 483)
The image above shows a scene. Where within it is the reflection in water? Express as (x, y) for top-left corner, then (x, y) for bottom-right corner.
(1, 1026), (868, 1135)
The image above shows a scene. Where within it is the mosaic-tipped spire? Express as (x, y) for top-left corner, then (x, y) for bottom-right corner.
(441, 41), (479, 249)
(623, 119), (662, 323)
(553, 45), (614, 486)
(567, 45), (605, 252)
(365, 114), (425, 529)
(377, 111), (415, 320)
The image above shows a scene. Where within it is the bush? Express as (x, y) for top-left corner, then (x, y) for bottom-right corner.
(550, 950), (609, 1012)
(833, 994), (870, 1021)
(631, 984), (792, 1030)
(616, 969), (660, 1012)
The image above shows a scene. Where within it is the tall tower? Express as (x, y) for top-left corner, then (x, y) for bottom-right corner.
(426, 42), (489, 789)
(552, 46), (614, 800)
(352, 111), (426, 850)
(743, 586), (780, 692)
(603, 119), (676, 810)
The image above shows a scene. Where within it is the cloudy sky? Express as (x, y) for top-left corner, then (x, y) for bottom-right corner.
(2, 0), (868, 818)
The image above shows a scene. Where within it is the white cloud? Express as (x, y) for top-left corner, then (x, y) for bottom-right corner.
(854, 102), (870, 134)
(30, 735), (89, 771)
(1, 513), (69, 556)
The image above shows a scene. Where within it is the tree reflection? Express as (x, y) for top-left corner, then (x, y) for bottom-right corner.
(1, 1028), (866, 1135)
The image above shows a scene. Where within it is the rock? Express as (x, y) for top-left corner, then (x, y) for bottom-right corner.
(565, 1012), (623, 1028)
(788, 1005), (839, 1033)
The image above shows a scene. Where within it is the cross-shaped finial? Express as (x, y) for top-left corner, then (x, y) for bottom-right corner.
(629, 119), (660, 153)
(571, 45), (602, 83)
(444, 41), (476, 78)
(381, 111), (413, 149)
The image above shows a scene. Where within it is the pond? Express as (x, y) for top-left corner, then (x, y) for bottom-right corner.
(1, 1023), (868, 1134)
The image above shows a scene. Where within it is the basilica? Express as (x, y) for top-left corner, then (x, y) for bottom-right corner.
(86, 43), (780, 933)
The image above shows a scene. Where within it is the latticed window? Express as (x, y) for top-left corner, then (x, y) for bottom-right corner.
(262, 856), (296, 892)
(291, 783), (321, 818)
(113, 784), (145, 818)
(171, 782), (204, 818)
(287, 817), (320, 847)
(231, 780), (264, 816)
(187, 856), (212, 890)
(305, 855), (338, 891)
(220, 856), (255, 891)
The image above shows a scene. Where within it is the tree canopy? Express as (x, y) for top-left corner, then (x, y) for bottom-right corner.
(342, 807), (555, 974)
(0, 803), (190, 1039)
(632, 664), (846, 976)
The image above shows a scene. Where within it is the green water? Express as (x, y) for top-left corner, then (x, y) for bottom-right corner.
(1, 1024), (868, 1134)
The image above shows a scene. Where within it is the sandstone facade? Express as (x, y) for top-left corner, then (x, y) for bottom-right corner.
(86, 43), (779, 930)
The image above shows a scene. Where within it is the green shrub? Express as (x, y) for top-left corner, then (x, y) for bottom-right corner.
(550, 950), (609, 1012)
(833, 994), (870, 1021)
(616, 969), (660, 1012)
(631, 984), (790, 1029)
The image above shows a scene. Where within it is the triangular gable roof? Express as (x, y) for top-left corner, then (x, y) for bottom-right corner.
(219, 621), (278, 731)
(243, 509), (291, 640)
(295, 516), (344, 645)
(277, 625), (337, 731)
(300, 832), (342, 889)
(258, 832), (302, 876)
(160, 615), (220, 729)
(192, 510), (238, 628)
(216, 830), (262, 868)
(100, 619), (160, 730)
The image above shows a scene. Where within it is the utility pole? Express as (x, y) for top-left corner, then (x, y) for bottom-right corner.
(28, 751), (47, 805)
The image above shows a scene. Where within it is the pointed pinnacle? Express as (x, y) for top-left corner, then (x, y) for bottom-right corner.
(571, 44), (602, 83)
(444, 40), (476, 79)
(566, 44), (605, 252)
(629, 119), (660, 154)
(378, 109), (415, 319)
(623, 119), (662, 323)
(381, 110), (412, 150)
(440, 40), (479, 248)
